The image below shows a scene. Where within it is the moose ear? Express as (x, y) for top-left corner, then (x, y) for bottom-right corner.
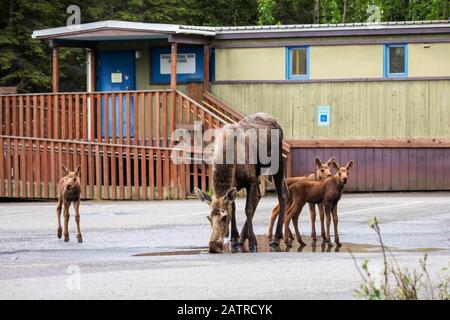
(315, 157), (323, 168)
(62, 165), (70, 176)
(331, 160), (340, 170)
(326, 157), (336, 166)
(194, 187), (212, 205)
(224, 187), (237, 202)
(346, 160), (354, 170)
(75, 165), (81, 177)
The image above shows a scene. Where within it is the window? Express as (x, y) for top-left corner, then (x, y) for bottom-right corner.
(286, 47), (309, 80)
(384, 44), (408, 78)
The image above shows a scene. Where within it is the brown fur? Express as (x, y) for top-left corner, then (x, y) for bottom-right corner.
(56, 165), (82, 243)
(282, 160), (354, 246)
(195, 113), (288, 253)
(267, 156), (335, 242)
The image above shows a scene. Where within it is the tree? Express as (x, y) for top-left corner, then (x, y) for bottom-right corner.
(273, 0), (315, 25)
(257, 0), (278, 25)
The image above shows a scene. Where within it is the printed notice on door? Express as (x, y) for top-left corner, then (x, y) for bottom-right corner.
(111, 72), (123, 83)
(160, 53), (196, 75)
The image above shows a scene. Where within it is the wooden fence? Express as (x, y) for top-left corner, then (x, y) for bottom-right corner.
(289, 140), (450, 192)
(0, 90), (226, 200)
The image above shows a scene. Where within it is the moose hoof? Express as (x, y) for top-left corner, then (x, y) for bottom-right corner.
(57, 228), (62, 239)
(237, 241), (245, 247)
(335, 241), (342, 247)
(285, 240), (293, 248)
(297, 239), (306, 246)
(268, 240), (280, 248)
(248, 245), (257, 253)
(77, 236), (83, 243)
(230, 241), (240, 249)
(64, 237), (69, 243)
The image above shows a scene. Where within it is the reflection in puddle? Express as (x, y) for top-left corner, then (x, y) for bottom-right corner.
(133, 235), (443, 257)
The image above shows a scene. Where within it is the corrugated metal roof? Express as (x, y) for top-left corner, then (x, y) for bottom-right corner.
(32, 20), (450, 40)
(184, 20), (450, 33)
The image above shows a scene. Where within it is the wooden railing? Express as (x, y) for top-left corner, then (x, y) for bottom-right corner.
(0, 90), (225, 200)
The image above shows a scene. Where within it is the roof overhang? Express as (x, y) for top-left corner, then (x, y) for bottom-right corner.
(32, 20), (450, 43)
(32, 20), (216, 43)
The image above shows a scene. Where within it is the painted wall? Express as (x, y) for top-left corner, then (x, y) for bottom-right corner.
(211, 80), (450, 140)
(408, 43), (450, 77)
(213, 39), (450, 80)
(215, 47), (285, 81)
(310, 45), (383, 79)
(291, 146), (450, 192)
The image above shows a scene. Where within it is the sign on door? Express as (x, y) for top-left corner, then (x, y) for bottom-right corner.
(160, 53), (196, 75)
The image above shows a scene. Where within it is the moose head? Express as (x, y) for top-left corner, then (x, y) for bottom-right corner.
(331, 160), (354, 185)
(62, 165), (81, 192)
(194, 187), (237, 253)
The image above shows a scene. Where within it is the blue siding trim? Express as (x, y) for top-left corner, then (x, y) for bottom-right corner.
(384, 44), (408, 78)
(210, 47), (216, 82)
(286, 46), (310, 80)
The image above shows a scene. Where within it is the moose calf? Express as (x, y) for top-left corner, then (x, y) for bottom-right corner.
(56, 165), (82, 243)
(268, 156), (335, 242)
(283, 160), (354, 246)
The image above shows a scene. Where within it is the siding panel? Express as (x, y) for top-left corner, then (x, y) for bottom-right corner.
(290, 146), (450, 192)
(212, 80), (450, 140)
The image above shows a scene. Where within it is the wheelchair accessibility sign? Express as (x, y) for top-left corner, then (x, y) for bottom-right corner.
(317, 105), (331, 127)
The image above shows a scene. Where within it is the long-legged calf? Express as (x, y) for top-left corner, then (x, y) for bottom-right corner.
(282, 160), (353, 246)
(57, 165), (82, 243)
(267, 156), (335, 242)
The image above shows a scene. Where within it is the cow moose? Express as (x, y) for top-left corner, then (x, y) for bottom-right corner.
(194, 113), (288, 253)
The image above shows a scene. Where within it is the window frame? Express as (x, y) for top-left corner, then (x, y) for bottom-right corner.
(384, 44), (408, 78)
(286, 46), (310, 80)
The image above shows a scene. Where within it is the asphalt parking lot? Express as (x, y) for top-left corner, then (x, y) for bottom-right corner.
(0, 192), (449, 299)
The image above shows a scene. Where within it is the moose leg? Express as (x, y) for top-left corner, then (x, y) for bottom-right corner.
(230, 202), (239, 247)
(271, 169), (287, 246)
(318, 203), (326, 241)
(324, 202), (332, 244)
(74, 201), (82, 243)
(241, 183), (260, 253)
(283, 201), (299, 247)
(309, 203), (317, 241)
(293, 204), (306, 246)
(331, 203), (340, 246)
(267, 204), (279, 241)
(63, 203), (70, 242)
(56, 197), (63, 239)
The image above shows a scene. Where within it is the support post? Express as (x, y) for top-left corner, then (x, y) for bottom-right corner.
(86, 49), (93, 141)
(52, 46), (59, 93)
(203, 45), (211, 93)
(170, 42), (177, 90)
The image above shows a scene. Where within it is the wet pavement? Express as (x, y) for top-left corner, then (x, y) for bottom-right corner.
(0, 193), (449, 299)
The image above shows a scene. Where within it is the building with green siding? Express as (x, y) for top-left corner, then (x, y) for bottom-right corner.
(29, 20), (450, 193)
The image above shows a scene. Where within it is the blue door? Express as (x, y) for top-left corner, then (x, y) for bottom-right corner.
(97, 51), (136, 138)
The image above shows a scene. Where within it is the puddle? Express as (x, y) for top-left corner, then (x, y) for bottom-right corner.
(133, 235), (444, 257)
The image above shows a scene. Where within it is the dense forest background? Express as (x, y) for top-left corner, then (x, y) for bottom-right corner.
(0, 0), (449, 93)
